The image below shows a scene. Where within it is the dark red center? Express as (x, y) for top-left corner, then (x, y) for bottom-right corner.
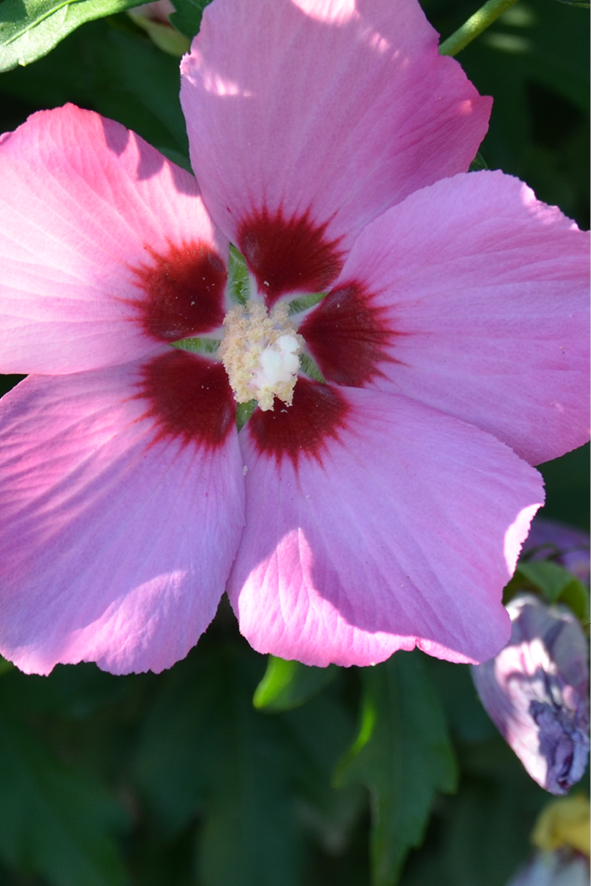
(299, 281), (394, 387)
(247, 377), (349, 467)
(131, 240), (226, 342)
(238, 207), (344, 308)
(139, 350), (235, 449)
(130, 224), (395, 462)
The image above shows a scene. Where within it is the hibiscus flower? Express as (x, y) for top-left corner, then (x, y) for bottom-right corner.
(0, 0), (588, 675)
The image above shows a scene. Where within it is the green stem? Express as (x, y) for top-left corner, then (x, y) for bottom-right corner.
(439, 0), (520, 56)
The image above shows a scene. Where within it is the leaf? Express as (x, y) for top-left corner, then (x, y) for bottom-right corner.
(515, 560), (590, 622)
(95, 28), (189, 154)
(336, 651), (457, 886)
(456, 0), (590, 221)
(425, 660), (497, 745)
(168, 0), (212, 39)
(133, 649), (222, 836)
(0, 715), (128, 886)
(517, 559), (577, 598)
(0, 656), (13, 676)
(0, 19), (190, 158)
(253, 656), (338, 711)
(283, 694), (366, 854)
(0, 0), (140, 72)
(440, 741), (548, 886)
(468, 151), (489, 171)
(227, 245), (250, 306)
(134, 642), (303, 886)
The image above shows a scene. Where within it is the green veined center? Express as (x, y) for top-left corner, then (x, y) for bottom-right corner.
(219, 301), (304, 412)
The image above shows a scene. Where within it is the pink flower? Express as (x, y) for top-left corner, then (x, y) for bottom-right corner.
(0, 0), (588, 675)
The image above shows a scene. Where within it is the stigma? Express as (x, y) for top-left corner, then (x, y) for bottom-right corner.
(219, 301), (304, 411)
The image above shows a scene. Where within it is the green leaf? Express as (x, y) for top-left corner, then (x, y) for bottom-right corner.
(283, 695), (366, 854)
(0, 715), (128, 886)
(514, 560), (590, 622)
(168, 0), (212, 39)
(236, 399), (257, 431)
(0, 19), (190, 158)
(427, 740), (547, 886)
(0, 656), (14, 676)
(426, 660), (497, 745)
(468, 150), (489, 171)
(456, 0), (590, 223)
(171, 336), (221, 355)
(253, 656), (338, 711)
(227, 245), (250, 306)
(0, 0), (140, 72)
(94, 28), (189, 154)
(517, 559), (576, 598)
(288, 292), (327, 315)
(336, 651), (457, 886)
(134, 643), (303, 886)
(299, 351), (326, 384)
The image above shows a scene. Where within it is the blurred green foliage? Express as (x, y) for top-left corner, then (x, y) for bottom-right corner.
(0, 0), (588, 882)
(0, 0), (139, 72)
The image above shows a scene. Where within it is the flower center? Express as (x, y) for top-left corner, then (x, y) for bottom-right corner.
(219, 301), (304, 411)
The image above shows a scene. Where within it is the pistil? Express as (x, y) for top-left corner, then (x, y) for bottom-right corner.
(219, 301), (304, 411)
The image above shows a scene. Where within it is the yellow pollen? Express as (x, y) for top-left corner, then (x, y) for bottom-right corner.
(219, 301), (304, 411)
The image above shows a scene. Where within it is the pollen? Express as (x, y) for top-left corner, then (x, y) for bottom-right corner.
(219, 301), (304, 411)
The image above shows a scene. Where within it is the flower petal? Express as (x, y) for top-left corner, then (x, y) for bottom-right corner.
(304, 171), (590, 465)
(180, 0), (490, 296)
(0, 105), (228, 375)
(0, 360), (244, 674)
(229, 385), (544, 666)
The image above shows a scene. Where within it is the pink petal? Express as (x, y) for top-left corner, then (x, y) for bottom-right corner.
(228, 385), (544, 667)
(304, 171), (590, 466)
(0, 105), (228, 375)
(0, 361), (244, 675)
(180, 0), (490, 297)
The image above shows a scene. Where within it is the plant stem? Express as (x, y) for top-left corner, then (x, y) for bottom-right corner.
(439, 0), (520, 56)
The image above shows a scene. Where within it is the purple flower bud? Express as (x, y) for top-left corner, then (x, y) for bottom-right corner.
(472, 594), (589, 795)
(522, 517), (590, 586)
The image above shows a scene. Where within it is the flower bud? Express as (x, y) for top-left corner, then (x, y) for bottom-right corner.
(506, 850), (589, 886)
(472, 594), (589, 794)
(128, 0), (190, 57)
(506, 796), (590, 886)
(130, 0), (175, 23)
